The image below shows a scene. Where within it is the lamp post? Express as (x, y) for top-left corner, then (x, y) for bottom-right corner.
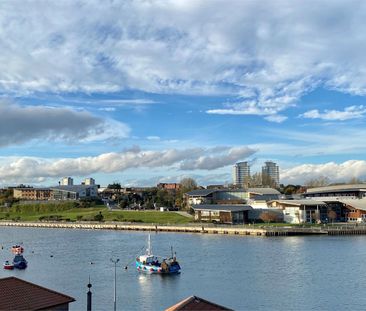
(110, 258), (120, 311)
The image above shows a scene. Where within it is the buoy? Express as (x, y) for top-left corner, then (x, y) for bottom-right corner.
(50, 255), (53, 258)
(124, 266), (128, 270)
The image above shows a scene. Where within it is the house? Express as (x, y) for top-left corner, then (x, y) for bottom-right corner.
(0, 277), (75, 311)
(165, 295), (233, 311)
(192, 204), (252, 224)
(268, 199), (328, 224)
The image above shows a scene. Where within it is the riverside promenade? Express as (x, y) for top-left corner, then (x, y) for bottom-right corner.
(2, 221), (366, 236)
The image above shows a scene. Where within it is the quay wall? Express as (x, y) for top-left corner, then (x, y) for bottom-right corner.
(0, 221), (365, 236)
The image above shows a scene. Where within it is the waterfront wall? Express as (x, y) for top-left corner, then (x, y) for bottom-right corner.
(1, 221), (366, 236)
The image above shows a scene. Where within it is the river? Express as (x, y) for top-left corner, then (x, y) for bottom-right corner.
(1, 227), (366, 310)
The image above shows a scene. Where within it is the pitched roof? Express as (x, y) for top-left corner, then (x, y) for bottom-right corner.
(165, 295), (233, 311)
(192, 204), (252, 212)
(0, 277), (75, 311)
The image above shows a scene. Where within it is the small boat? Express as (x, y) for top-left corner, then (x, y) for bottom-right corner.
(3, 260), (14, 270)
(11, 245), (24, 255)
(135, 235), (181, 274)
(13, 254), (27, 270)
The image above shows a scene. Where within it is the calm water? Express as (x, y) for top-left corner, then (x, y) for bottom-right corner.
(1, 227), (366, 311)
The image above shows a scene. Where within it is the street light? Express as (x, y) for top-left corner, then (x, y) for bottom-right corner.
(110, 258), (120, 311)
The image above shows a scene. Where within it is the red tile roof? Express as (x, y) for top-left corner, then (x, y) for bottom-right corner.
(165, 295), (233, 311)
(0, 277), (75, 311)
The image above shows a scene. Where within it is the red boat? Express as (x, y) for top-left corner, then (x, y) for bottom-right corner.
(3, 260), (14, 270)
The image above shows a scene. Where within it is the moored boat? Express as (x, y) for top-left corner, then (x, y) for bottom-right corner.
(3, 260), (14, 270)
(13, 254), (27, 270)
(135, 235), (181, 274)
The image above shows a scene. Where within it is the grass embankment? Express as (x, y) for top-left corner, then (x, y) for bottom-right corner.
(0, 202), (191, 224)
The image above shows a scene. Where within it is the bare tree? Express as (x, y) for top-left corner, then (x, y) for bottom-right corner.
(305, 176), (330, 188)
(328, 210), (337, 224)
(259, 211), (280, 223)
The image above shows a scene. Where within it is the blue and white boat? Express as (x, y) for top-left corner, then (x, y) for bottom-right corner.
(13, 254), (27, 269)
(11, 245), (27, 269)
(135, 235), (181, 274)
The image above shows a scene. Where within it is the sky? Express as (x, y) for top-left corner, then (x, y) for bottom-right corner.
(1, 0), (366, 187)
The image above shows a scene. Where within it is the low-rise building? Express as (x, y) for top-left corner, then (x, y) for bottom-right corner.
(305, 184), (366, 222)
(51, 185), (98, 200)
(192, 204), (252, 224)
(268, 199), (328, 224)
(13, 188), (52, 200)
(186, 188), (280, 208)
(157, 183), (181, 191)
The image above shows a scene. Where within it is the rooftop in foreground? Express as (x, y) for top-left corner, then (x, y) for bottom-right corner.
(165, 295), (233, 311)
(0, 276), (75, 311)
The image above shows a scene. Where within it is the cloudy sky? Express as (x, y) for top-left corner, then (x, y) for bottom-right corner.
(1, 0), (366, 186)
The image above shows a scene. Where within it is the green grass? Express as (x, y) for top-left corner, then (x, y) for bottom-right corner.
(0, 207), (191, 224)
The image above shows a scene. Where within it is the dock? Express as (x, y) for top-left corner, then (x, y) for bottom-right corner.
(1, 221), (365, 236)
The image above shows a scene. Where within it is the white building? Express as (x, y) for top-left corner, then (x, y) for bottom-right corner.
(232, 161), (250, 186)
(83, 178), (95, 185)
(60, 177), (73, 186)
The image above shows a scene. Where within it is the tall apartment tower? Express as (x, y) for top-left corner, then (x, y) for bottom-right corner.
(232, 161), (251, 187)
(84, 178), (95, 186)
(60, 177), (73, 186)
(262, 161), (279, 187)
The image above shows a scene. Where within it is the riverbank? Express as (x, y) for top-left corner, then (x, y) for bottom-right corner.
(2, 220), (366, 236)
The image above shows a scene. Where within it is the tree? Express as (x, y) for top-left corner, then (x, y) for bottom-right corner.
(180, 178), (197, 192)
(304, 176), (330, 188)
(176, 178), (198, 210)
(328, 210), (337, 224)
(259, 211), (280, 223)
(348, 177), (364, 184)
(261, 173), (277, 188)
(249, 173), (262, 187)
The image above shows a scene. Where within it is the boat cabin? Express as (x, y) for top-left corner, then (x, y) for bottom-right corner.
(138, 255), (159, 265)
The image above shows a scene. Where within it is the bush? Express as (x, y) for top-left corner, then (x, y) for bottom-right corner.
(94, 211), (104, 222)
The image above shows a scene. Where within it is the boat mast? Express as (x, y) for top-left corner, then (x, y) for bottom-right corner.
(147, 234), (152, 256)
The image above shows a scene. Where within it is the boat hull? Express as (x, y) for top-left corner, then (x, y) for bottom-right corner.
(3, 265), (14, 270)
(136, 261), (180, 274)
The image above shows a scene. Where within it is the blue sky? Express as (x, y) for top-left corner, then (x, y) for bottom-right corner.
(1, 0), (366, 186)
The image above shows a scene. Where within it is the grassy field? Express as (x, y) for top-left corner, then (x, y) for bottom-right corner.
(0, 206), (192, 224)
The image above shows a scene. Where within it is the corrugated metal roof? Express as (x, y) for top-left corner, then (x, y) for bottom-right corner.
(339, 199), (366, 211)
(248, 188), (281, 195)
(192, 204), (252, 212)
(0, 277), (75, 310)
(306, 184), (366, 194)
(186, 189), (218, 196)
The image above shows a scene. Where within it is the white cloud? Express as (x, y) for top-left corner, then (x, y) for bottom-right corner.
(0, 101), (129, 146)
(1, 1), (366, 120)
(300, 105), (366, 121)
(146, 136), (161, 141)
(0, 145), (256, 184)
(281, 160), (366, 184)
